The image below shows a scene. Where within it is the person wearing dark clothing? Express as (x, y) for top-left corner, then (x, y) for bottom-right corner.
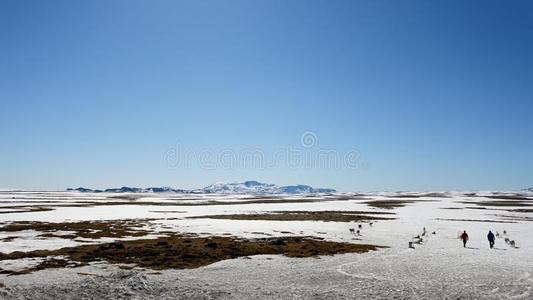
(460, 231), (469, 247)
(487, 230), (495, 248)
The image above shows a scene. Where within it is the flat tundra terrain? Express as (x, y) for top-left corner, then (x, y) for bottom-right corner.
(0, 191), (532, 299)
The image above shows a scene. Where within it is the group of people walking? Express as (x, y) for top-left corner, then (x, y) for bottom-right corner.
(460, 230), (496, 248)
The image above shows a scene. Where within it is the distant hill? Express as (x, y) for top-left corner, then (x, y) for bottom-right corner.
(67, 187), (100, 193)
(67, 181), (336, 194)
(278, 185), (336, 194)
(67, 186), (187, 193)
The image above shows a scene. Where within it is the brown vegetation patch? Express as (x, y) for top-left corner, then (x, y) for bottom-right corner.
(200, 197), (356, 205)
(0, 219), (153, 240)
(239, 196), (283, 200)
(0, 199), (328, 210)
(386, 195), (422, 198)
(0, 235), (382, 274)
(107, 194), (146, 200)
(387, 193), (449, 198)
(0, 206), (54, 214)
(506, 208), (533, 213)
(462, 206), (533, 213)
(250, 232), (272, 236)
(0, 197), (362, 213)
(421, 193), (450, 198)
(0, 236), (18, 242)
(327, 195), (372, 201)
(489, 214), (533, 222)
(0, 201), (73, 204)
(188, 211), (395, 222)
(458, 200), (533, 208)
(363, 199), (433, 209)
(485, 195), (532, 201)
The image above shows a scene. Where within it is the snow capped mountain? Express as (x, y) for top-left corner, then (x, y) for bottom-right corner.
(67, 181), (336, 194)
(145, 187), (188, 193)
(104, 187), (145, 193)
(66, 186), (186, 193)
(278, 185), (336, 194)
(192, 181), (336, 194)
(196, 181), (279, 194)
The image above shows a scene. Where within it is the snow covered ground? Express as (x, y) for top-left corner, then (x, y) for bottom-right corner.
(0, 190), (532, 299)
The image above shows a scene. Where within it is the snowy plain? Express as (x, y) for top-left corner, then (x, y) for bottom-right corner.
(0, 190), (532, 299)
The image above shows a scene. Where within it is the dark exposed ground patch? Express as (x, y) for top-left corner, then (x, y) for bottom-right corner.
(238, 196), (283, 200)
(435, 218), (517, 223)
(250, 232), (272, 236)
(0, 197), (363, 214)
(462, 206), (533, 213)
(485, 195), (533, 201)
(0, 235), (382, 275)
(0, 236), (18, 242)
(325, 195), (372, 201)
(489, 214), (533, 222)
(507, 208), (533, 213)
(187, 211), (395, 222)
(0, 206), (54, 214)
(458, 200), (533, 208)
(386, 193), (450, 198)
(0, 219), (153, 240)
(460, 194), (533, 201)
(107, 195), (146, 201)
(0, 201), (81, 204)
(363, 199), (436, 209)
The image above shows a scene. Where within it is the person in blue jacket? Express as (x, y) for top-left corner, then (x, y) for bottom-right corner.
(487, 230), (495, 249)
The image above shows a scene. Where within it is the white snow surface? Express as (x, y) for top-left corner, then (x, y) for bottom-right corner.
(0, 190), (532, 299)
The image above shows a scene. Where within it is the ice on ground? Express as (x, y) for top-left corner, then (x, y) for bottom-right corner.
(0, 191), (532, 299)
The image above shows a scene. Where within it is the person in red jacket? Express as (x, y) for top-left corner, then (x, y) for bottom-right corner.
(460, 230), (469, 247)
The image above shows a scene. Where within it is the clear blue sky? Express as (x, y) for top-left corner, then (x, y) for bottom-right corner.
(1, 0), (532, 191)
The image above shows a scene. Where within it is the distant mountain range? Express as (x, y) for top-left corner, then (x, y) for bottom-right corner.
(67, 181), (336, 194)
(66, 187), (187, 193)
(197, 181), (335, 194)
